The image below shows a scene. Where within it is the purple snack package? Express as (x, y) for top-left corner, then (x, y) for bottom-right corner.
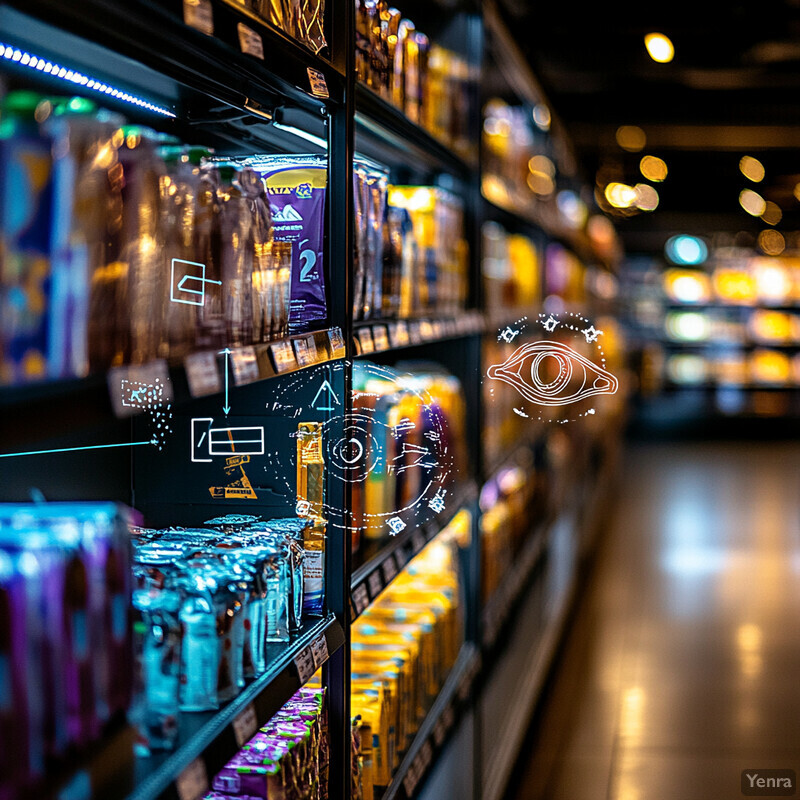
(249, 156), (328, 332)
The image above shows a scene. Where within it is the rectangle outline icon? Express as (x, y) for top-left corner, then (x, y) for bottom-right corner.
(209, 426), (265, 456)
(191, 418), (265, 462)
(171, 258), (213, 306)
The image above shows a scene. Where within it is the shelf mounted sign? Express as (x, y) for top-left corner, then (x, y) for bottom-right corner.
(176, 758), (209, 800)
(183, 0), (214, 35)
(307, 68), (329, 98)
(237, 23), (264, 59)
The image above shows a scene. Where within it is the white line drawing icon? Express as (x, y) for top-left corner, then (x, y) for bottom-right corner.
(191, 417), (265, 462)
(487, 341), (619, 406)
(170, 258), (222, 306)
(311, 379), (341, 411)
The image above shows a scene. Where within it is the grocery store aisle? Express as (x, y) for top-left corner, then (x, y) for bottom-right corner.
(508, 441), (800, 800)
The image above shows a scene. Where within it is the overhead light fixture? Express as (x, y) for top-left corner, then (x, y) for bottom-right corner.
(644, 32), (674, 63)
(0, 42), (174, 117)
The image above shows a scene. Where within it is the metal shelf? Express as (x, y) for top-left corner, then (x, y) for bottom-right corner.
(350, 481), (478, 621)
(128, 614), (345, 800)
(353, 314), (485, 357)
(355, 83), (478, 180)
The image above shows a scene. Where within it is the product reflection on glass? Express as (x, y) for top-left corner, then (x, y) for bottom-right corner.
(487, 341), (619, 406)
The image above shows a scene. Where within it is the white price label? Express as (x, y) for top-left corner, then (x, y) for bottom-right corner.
(185, 351), (221, 397)
(357, 328), (375, 354)
(382, 554), (398, 584)
(176, 758), (209, 800)
(307, 67), (330, 98)
(328, 328), (346, 357)
(233, 703), (258, 747)
(183, 0), (213, 35)
(352, 583), (369, 615)
(310, 634), (329, 668)
(294, 647), (316, 684)
(237, 23), (264, 58)
(231, 347), (260, 385)
(367, 570), (383, 599)
(270, 341), (296, 374)
(372, 325), (389, 351)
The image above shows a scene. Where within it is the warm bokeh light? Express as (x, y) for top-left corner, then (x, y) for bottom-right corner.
(527, 171), (555, 195)
(664, 269), (712, 303)
(556, 190), (588, 228)
(634, 183), (659, 211)
(739, 155), (765, 183)
(616, 125), (646, 152)
(739, 188), (767, 217)
(757, 229), (786, 256)
(665, 235), (708, 265)
(761, 201), (782, 226)
(640, 155), (668, 182)
(794, 182), (800, 202)
(532, 103), (551, 131)
(644, 32), (674, 63)
(753, 258), (791, 298)
(713, 268), (758, 303)
(750, 310), (793, 343)
(751, 349), (791, 384)
(528, 154), (555, 177)
(587, 214), (617, 248)
(605, 182), (638, 208)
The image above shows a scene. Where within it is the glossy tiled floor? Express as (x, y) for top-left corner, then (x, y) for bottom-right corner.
(509, 441), (800, 800)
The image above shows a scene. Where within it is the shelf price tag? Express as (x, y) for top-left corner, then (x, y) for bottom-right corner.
(420, 320), (434, 341)
(233, 703), (259, 747)
(328, 328), (346, 357)
(310, 634), (329, 669)
(367, 570), (383, 599)
(183, 0), (213, 35)
(394, 546), (410, 569)
(294, 647), (316, 684)
(433, 718), (447, 747)
(307, 67), (330, 99)
(237, 23), (264, 59)
(231, 347), (260, 385)
(411, 530), (426, 554)
(185, 351), (222, 397)
(382, 553), (398, 584)
(372, 325), (390, 352)
(357, 328), (375, 354)
(352, 583), (370, 615)
(293, 335), (319, 368)
(176, 758), (209, 800)
(389, 321), (410, 348)
(409, 322), (423, 344)
(270, 341), (296, 374)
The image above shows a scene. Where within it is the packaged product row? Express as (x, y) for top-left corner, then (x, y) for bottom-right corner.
(0, 90), (328, 386)
(481, 222), (539, 315)
(354, 1), (475, 157)
(0, 496), (325, 797)
(351, 511), (468, 799)
(664, 308), (800, 345)
(224, 0), (327, 54)
(204, 685), (328, 800)
(353, 161), (469, 321)
(350, 361), (468, 561)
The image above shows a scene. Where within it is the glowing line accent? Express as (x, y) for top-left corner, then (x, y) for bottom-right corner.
(273, 122), (328, 150)
(0, 440), (155, 458)
(0, 42), (175, 117)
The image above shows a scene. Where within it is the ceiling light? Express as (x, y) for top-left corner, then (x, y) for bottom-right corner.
(739, 189), (767, 217)
(739, 155), (765, 183)
(616, 125), (646, 152)
(640, 155), (667, 182)
(644, 33), (674, 63)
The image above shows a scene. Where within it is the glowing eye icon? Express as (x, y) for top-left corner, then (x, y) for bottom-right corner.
(487, 341), (619, 406)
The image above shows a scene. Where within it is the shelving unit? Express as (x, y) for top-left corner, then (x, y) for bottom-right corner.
(0, 1), (625, 799)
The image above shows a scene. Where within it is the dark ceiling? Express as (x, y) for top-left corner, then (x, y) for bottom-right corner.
(495, 0), (800, 252)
